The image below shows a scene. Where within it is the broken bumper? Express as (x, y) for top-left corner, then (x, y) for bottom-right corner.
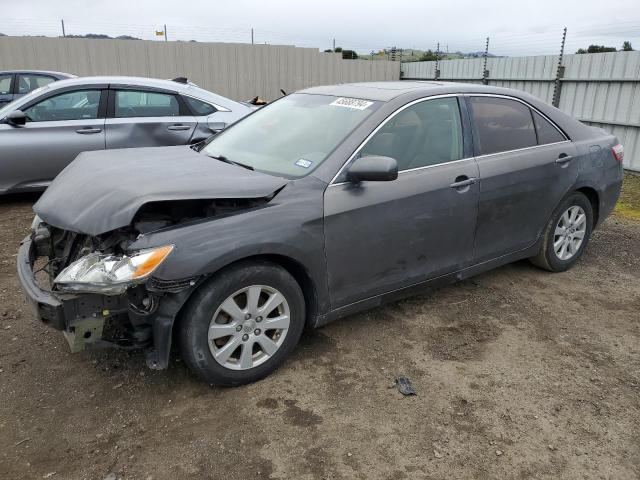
(17, 235), (128, 351)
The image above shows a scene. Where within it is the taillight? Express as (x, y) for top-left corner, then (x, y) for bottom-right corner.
(612, 144), (624, 162)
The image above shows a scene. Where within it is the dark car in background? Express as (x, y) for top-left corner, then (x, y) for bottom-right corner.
(0, 76), (253, 193)
(17, 82), (623, 386)
(0, 70), (74, 104)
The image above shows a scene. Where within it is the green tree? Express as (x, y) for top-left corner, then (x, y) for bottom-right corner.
(622, 41), (633, 51)
(419, 50), (438, 61)
(576, 45), (617, 54)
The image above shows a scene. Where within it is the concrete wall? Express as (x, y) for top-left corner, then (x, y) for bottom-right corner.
(0, 36), (400, 102)
(402, 51), (640, 172)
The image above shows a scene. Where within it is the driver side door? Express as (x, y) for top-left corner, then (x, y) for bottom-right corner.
(323, 96), (480, 309)
(0, 87), (106, 192)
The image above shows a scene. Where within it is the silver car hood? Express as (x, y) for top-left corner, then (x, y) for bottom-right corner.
(34, 146), (289, 236)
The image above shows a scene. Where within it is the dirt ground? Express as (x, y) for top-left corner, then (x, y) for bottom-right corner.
(1, 178), (639, 480)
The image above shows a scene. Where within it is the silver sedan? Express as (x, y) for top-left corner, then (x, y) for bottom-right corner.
(0, 76), (253, 194)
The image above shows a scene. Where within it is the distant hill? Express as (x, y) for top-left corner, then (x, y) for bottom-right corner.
(359, 48), (498, 62)
(65, 33), (141, 40)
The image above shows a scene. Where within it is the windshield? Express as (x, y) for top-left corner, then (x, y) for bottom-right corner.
(202, 93), (380, 178)
(0, 85), (51, 119)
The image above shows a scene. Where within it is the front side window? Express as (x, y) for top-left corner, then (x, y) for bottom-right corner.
(469, 96), (537, 155)
(17, 74), (56, 94)
(115, 90), (180, 118)
(202, 93), (381, 178)
(183, 96), (217, 115)
(23, 89), (102, 122)
(359, 97), (464, 171)
(533, 110), (566, 145)
(0, 75), (12, 95)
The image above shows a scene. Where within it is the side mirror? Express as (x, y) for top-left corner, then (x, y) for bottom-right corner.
(6, 110), (27, 127)
(346, 155), (398, 183)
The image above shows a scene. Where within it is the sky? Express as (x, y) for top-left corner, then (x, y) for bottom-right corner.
(2, 0), (640, 56)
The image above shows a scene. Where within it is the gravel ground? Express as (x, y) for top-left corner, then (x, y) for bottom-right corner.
(0, 191), (638, 480)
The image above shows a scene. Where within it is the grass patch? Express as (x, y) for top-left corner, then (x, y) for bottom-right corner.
(614, 172), (640, 221)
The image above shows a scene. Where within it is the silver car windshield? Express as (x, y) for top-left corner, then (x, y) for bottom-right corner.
(202, 93), (381, 178)
(0, 85), (51, 119)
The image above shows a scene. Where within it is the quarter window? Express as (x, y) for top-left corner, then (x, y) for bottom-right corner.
(360, 97), (464, 171)
(469, 96), (537, 155)
(114, 90), (180, 118)
(23, 90), (102, 122)
(17, 74), (56, 94)
(0, 75), (11, 95)
(532, 110), (566, 145)
(183, 96), (217, 115)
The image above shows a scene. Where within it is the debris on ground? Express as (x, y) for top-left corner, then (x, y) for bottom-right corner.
(393, 376), (417, 396)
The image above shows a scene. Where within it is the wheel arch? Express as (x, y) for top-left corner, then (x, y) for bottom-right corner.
(575, 186), (600, 227)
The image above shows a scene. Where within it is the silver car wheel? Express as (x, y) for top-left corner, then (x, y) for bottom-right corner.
(208, 285), (290, 370)
(553, 205), (587, 261)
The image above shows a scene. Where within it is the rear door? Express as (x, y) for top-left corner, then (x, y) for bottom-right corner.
(105, 88), (197, 148)
(0, 73), (14, 105)
(0, 87), (106, 192)
(468, 95), (578, 262)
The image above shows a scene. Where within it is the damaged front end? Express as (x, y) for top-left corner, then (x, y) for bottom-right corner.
(17, 215), (201, 369)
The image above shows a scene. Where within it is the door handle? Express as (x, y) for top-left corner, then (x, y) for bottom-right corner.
(556, 154), (573, 164)
(450, 176), (478, 189)
(167, 124), (191, 131)
(75, 127), (102, 134)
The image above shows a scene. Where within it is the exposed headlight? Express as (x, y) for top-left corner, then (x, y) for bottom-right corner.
(31, 215), (43, 230)
(54, 245), (174, 294)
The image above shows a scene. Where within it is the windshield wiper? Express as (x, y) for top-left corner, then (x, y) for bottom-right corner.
(207, 154), (254, 171)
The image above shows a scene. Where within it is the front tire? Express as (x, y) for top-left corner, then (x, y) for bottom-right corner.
(530, 192), (593, 272)
(178, 261), (305, 386)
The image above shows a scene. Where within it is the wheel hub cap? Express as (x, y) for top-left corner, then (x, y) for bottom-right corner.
(207, 285), (291, 371)
(553, 205), (587, 261)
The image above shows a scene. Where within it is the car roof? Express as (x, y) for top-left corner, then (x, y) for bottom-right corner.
(0, 70), (75, 78)
(40, 76), (248, 110)
(299, 81), (529, 102)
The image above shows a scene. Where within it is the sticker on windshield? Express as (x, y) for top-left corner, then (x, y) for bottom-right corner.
(295, 158), (313, 168)
(330, 97), (373, 110)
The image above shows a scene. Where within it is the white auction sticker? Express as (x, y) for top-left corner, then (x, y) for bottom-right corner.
(330, 97), (373, 110)
(295, 158), (313, 168)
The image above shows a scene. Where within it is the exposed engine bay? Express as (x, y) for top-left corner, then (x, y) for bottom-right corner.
(27, 195), (275, 360)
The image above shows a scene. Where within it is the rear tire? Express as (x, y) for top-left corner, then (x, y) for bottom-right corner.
(178, 261), (305, 386)
(530, 192), (593, 272)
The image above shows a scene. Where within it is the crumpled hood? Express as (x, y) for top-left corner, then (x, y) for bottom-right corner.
(34, 146), (289, 235)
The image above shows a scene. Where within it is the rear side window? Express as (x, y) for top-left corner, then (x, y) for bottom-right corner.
(183, 96), (217, 115)
(23, 89), (102, 122)
(469, 96), (537, 155)
(115, 90), (180, 118)
(0, 75), (11, 95)
(532, 110), (566, 145)
(17, 74), (56, 94)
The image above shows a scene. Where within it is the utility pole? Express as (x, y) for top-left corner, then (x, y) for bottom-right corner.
(164, 24), (168, 42)
(435, 42), (440, 80)
(482, 37), (490, 85)
(552, 27), (567, 108)
(332, 38), (335, 51)
(251, 28), (254, 45)
(61, 19), (66, 38)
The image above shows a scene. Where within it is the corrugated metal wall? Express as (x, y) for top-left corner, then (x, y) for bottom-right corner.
(402, 52), (640, 171)
(0, 36), (400, 102)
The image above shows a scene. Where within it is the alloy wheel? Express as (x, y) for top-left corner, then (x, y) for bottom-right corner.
(208, 285), (290, 370)
(553, 205), (587, 261)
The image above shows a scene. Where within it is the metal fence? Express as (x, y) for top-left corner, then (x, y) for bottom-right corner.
(0, 36), (400, 102)
(402, 51), (640, 172)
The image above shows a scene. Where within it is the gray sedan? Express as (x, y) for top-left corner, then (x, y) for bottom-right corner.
(0, 76), (253, 193)
(0, 70), (75, 105)
(18, 82), (623, 386)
